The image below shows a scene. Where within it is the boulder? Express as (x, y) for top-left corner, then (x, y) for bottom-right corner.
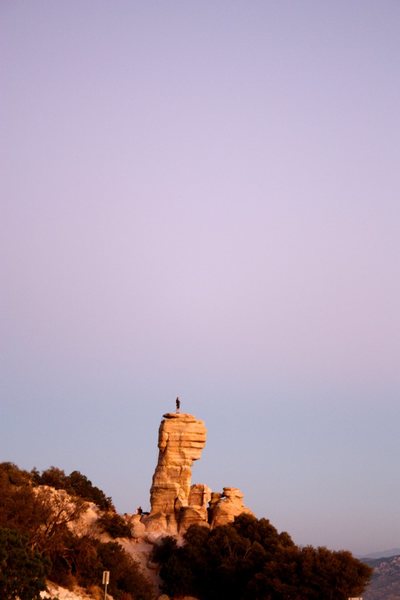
(209, 487), (253, 528)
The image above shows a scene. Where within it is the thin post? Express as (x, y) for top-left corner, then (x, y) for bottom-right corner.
(102, 571), (110, 600)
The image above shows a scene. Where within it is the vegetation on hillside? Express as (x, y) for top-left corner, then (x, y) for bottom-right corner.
(31, 465), (114, 510)
(0, 461), (373, 600)
(0, 462), (152, 600)
(152, 513), (373, 600)
(0, 527), (48, 600)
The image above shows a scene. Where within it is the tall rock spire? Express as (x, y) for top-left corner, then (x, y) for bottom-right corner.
(142, 410), (252, 537)
(149, 412), (207, 532)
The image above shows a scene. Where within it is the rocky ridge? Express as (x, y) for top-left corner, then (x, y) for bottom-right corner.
(363, 554), (400, 600)
(29, 410), (253, 600)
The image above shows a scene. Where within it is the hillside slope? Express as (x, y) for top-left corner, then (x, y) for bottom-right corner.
(364, 555), (400, 600)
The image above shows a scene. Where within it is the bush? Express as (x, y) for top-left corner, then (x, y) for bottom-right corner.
(0, 462), (32, 486)
(0, 462), (153, 599)
(68, 537), (153, 600)
(32, 467), (114, 511)
(0, 527), (49, 600)
(98, 512), (132, 538)
(67, 470), (114, 511)
(152, 514), (373, 600)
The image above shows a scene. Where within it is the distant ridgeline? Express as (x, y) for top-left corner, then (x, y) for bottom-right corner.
(0, 409), (373, 600)
(363, 554), (400, 600)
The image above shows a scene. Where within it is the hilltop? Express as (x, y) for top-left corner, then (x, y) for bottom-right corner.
(0, 410), (373, 600)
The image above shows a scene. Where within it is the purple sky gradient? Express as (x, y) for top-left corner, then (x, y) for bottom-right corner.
(1, 1), (400, 555)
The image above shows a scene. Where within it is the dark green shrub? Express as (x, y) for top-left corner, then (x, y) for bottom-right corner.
(69, 537), (153, 600)
(32, 466), (67, 489)
(152, 514), (373, 600)
(97, 541), (153, 600)
(0, 462), (153, 599)
(0, 462), (32, 486)
(32, 467), (114, 510)
(66, 470), (114, 511)
(0, 527), (49, 600)
(98, 512), (132, 538)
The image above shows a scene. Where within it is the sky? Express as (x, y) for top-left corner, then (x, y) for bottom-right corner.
(1, 1), (399, 556)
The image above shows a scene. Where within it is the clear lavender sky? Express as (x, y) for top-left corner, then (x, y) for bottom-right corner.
(1, 1), (399, 556)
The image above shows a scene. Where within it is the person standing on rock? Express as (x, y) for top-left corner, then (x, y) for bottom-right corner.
(176, 396), (181, 413)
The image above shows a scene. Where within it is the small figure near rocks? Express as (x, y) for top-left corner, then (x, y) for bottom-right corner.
(176, 396), (181, 413)
(136, 506), (143, 515)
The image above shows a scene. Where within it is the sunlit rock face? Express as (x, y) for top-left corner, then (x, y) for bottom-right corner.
(209, 487), (253, 528)
(145, 411), (252, 536)
(149, 412), (207, 533)
(179, 483), (212, 531)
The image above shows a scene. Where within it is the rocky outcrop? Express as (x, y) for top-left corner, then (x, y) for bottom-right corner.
(148, 412), (207, 534)
(179, 483), (212, 531)
(209, 487), (253, 528)
(143, 410), (252, 536)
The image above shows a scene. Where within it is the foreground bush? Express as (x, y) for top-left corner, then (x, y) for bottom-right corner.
(152, 514), (372, 600)
(0, 462), (153, 600)
(66, 537), (153, 600)
(0, 527), (48, 600)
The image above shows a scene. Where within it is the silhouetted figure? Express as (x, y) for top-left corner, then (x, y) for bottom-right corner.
(137, 506), (143, 515)
(176, 396), (181, 413)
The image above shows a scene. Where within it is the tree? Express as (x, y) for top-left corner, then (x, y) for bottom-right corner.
(98, 512), (132, 538)
(0, 462), (31, 486)
(295, 545), (373, 600)
(66, 470), (114, 510)
(152, 534), (195, 597)
(0, 461), (153, 599)
(32, 466), (114, 510)
(0, 527), (48, 600)
(32, 466), (67, 489)
(152, 515), (373, 600)
(0, 462), (86, 587)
